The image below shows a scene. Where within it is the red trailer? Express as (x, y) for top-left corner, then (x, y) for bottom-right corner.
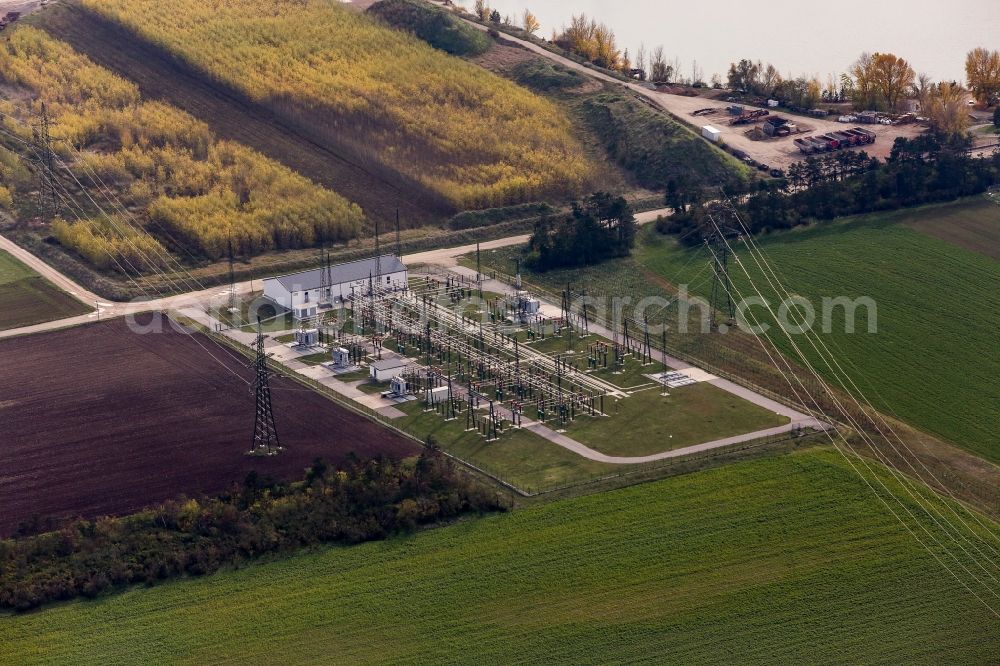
(832, 131), (858, 147)
(817, 134), (842, 149)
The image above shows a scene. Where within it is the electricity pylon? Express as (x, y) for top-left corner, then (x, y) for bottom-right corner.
(249, 317), (281, 455)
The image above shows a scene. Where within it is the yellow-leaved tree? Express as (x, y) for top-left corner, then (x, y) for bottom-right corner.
(965, 48), (1000, 104)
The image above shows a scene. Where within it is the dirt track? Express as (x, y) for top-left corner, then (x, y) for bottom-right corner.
(0, 320), (419, 537)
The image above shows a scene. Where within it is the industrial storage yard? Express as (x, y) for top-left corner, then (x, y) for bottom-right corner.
(0, 319), (418, 537)
(661, 91), (925, 168)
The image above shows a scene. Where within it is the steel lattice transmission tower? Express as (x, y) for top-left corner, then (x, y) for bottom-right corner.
(249, 317), (281, 455)
(707, 233), (735, 326)
(227, 238), (237, 312)
(705, 206), (740, 328)
(33, 103), (59, 219)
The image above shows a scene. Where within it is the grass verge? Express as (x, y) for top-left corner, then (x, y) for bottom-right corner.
(0, 249), (89, 331)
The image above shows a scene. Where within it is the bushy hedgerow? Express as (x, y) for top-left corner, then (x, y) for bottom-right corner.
(0, 445), (504, 612)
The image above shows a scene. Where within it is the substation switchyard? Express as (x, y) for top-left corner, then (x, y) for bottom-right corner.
(289, 264), (687, 444)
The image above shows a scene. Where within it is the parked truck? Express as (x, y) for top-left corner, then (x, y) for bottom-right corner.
(832, 131), (858, 147)
(849, 127), (876, 143)
(816, 134), (842, 150)
(794, 138), (816, 154)
(807, 137), (831, 152)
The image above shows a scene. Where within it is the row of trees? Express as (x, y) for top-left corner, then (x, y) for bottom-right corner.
(552, 14), (623, 71)
(849, 52), (916, 112)
(661, 137), (1000, 242)
(0, 446), (505, 612)
(526, 192), (636, 271)
(546, 14), (696, 84)
(727, 47), (1000, 115)
(724, 50), (985, 138)
(478, 4), (998, 117)
(472, 1), (539, 35)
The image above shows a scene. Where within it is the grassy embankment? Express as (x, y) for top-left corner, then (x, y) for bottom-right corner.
(0, 249), (89, 330)
(2, 449), (996, 663)
(475, 50), (749, 196)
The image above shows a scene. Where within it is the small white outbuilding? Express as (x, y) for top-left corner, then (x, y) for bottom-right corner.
(426, 385), (449, 405)
(370, 357), (410, 382)
(701, 125), (722, 142)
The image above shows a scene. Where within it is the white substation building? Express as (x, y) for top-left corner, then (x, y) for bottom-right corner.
(262, 254), (408, 321)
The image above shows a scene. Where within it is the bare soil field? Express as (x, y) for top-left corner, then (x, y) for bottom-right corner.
(469, 42), (537, 73)
(29, 1), (443, 226)
(0, 319), (418, 537)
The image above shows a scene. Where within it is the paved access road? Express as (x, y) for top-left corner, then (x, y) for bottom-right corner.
(0, 207), (671, 339)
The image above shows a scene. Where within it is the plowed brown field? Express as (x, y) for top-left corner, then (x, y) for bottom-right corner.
(0, 319), (418, 536)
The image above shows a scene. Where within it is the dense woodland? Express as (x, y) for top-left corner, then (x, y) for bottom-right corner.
(660, 136), (1000, 242)
(0, 445), (504, 612)
(0, 27), (362, 269)
(82, 0), (594, 209)
(527, 193), (636, 270)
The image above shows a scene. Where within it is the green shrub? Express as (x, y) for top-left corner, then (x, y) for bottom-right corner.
(368, 0), (489, 56)
(511, 60), (585, 92)
(447, 202), (554, 230)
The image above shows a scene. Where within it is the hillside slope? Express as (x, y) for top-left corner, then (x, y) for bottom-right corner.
(0, 27), (362, 270)
(77, 0), (595, 211)
(29, 2), (439, 226)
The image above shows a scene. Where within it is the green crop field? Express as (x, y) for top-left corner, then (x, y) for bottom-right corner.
(2, 449), (996, 664)
(637, 200), (1000, 463)
(900, 197), (1000, 260)
(0, 249), (89, 331)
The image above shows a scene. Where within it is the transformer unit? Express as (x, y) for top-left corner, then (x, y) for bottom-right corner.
(389, 375), (408, 398)
(331, 346), (351, 368)
(294, 328), (319, 347)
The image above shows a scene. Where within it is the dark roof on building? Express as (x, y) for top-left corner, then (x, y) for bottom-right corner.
(267, 255), (406, 293)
